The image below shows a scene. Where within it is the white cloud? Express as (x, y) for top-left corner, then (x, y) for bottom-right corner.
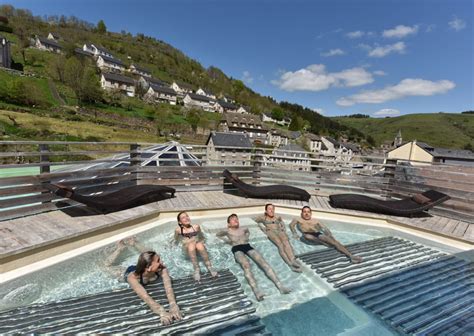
(383, 25), (419, 38)
(373, 108), (401, 116)
(336, 78), (455, 106)
(373, 70), (387, 76)
(312, 108), (324, 114)
(368, 42), (406, 57)
(273, 64), (374, 92)
(449, 16), (466, 31)
(347, 30), (365, 38)
(321, 48), (345, 57)
(242, 71), (253, 84)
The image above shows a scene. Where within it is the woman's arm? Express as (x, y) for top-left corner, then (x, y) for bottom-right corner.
(195, 224), (206, 241)
(161, 268), (182, 321)
(277, 216), (285, 230)
(127, 274), (172, 325)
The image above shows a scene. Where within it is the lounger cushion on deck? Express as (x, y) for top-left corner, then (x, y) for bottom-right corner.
(223, 169), (311, 201)
(328, 190), (450, 217)
(51, 184), (175, 213)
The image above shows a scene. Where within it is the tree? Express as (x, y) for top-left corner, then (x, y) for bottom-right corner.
(367, 135), (376, 147)
(97, 19), (107, 34)
(49, 55), (67, 83)
(271, 107), (284, 121)
(464, 143), (473, 151)
(186, 109), (201, 132)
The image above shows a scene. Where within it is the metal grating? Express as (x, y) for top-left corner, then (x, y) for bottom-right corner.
(297, 237), (473, 335)
(0, 269), (270, 335)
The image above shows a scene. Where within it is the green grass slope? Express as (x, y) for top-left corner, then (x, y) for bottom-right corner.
(333, 113), (474, 149)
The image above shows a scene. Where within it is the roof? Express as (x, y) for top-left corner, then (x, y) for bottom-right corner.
(102, 72), (135, 85)
(289, 131), (301, 139)
(130, 64), (151, 74)
(306, 133), (321, 141)
(37, 37), (62, 49)
(149, 83), (177, 95)
(207, 132), (252, 148)
(93, 44), (111, 54)
(324, 136), (340, 146)
(142, 77), (168, 86)
(75, 48), (93, 56)
(199, 88), (214, 96)
(187, 92), (212, 102)
(431, 148), (474, 160)
(217, 100), (238, 110)
(222, 112), (264, 128)
(99, 55), (125, 66)
(341, 143), (360, 152)
(275, 144), (308, 157)
(48, 32), (60, 39)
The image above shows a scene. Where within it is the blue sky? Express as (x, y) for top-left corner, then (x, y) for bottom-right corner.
(7, 0), (473, 117)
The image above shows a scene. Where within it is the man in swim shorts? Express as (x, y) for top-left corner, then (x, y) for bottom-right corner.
(290, 206), (362, 263)
(216, 214), (291, 301)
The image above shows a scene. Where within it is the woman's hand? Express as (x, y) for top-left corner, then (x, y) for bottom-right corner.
(157, 309), (173, 325)
(169, 302), (182, 321)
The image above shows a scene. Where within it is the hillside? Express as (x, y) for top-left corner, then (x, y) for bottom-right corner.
(0, 5), (364, 145)
(333, 113), (474, 149)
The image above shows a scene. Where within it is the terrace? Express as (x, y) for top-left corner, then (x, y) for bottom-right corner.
(0, 140), (472, 334)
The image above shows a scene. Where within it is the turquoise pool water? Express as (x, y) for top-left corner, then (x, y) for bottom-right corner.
(0, 215), (406, 335)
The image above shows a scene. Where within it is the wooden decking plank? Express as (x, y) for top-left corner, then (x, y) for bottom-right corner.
(451, 221), (469, 238)
(440, 218), (461, 234)
(464, 224), (474, 241)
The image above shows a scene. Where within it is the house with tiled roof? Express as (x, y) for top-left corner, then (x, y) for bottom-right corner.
(47, 32), (60, 41)
(269, 143), (311, 171)
(219, 112), (268, 143)
(83, 44), (113, 58)
(262, 113), (292, 127)
(100, 73), (135, 97)
(196, 88), (216, 99)
(129, 64), (151, 77)
(0, 35), (12, 69)
(215, 100), (239, 113)
(34, 36), (62, 53)
(137, 76), (168, 92)
(171, 81), (194, 97)
(206, 131), (252, 166)
(144, 83), (177, 105)
(183, 93), (217, 112)
(388, 141), (474, 165)
(74, 48), (93, 58)
(237, 106), (249, 114)
(266, 129), (289, 147)
(306, 133), (324, 152)
(96, 55), (125, 73)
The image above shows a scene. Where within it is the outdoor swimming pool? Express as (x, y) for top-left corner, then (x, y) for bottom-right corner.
(0, 213), (467, 335)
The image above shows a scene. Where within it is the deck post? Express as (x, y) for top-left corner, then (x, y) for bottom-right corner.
(383, 158), (397, 198)
(130, 144), (141, 185)
(39, 144), (50, 174)
(252, 148), (263, 185)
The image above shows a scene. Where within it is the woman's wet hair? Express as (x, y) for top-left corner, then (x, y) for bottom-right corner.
(177, 211), (187, 226)
(302, 205), (312, 212)
(227, 213), (238, 223)
(265, 203), (274, 212)
(135, 251), (157, 275)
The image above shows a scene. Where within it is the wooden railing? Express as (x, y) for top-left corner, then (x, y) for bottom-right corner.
(0, 141), (472, 222)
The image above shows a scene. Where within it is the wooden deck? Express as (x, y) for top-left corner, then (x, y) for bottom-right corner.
(0, 190), (472, 262)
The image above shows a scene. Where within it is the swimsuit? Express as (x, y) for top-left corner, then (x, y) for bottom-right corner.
(303, 231), (323, 238)
(123, 265), (160, 285)
(180, 225), (199, 239)
(231, 243), (254, 255)
(258, 216), (285, 232)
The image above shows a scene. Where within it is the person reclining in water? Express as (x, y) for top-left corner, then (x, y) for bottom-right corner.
(174, 211), (218, 282)
(105, 237), (182, 325)
(216, 213), (291, 301)
(290, 206), (363, 264)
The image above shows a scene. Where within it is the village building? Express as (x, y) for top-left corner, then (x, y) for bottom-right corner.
(266, 129), (289, 147)
(100, 72), (135, 97)
(215, 100), (239, 113)
(196, 88), (216, 99)
(268, 143), (311, 171)
(183, 93), (216, 112)
(74, 48), (93, 57)
(144, 83), (177, 105)
(34, 36), (62, 53)
(262, 113), (292, 127)
(237, 106), (249, 114)
(388, 141), (474, 166)
(83, 44), (114, 58)
(219, 112), (268, 143)
(206, 131), (252, 166)
(96, 55), (126, 73)
(0, 35), (11, 69)
(306, 133), (324, 152)
(47, 32), (60, 41)
(170, 81), (194, 97)
(137, 76), (168, 92)
(129, 64), (151, 77)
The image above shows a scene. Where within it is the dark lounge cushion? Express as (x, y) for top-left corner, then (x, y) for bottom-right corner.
(412, 193), (431, 205)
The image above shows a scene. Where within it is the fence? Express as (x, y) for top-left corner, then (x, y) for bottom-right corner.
(0, 141), (472, 222)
